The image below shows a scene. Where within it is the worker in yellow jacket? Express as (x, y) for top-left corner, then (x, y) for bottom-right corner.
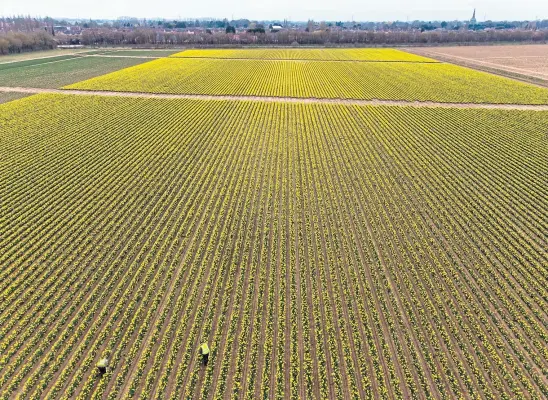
(96, 358), (109, 375)
(199, 342), (210, 366)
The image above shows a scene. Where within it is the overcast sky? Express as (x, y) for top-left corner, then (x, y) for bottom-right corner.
(1, 0), (546, 21)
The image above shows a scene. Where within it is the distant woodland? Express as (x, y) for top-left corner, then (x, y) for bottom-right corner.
(77, 28), (548, 47)
(0, 31), (56, 54)
(1, 16), (547, 55)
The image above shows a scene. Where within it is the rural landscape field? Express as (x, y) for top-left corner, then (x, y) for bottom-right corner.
(410, 44), (548, 87)
(0, 46), (547, 399)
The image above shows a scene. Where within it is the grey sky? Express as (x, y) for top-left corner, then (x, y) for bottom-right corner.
(1, 0), (546, 21)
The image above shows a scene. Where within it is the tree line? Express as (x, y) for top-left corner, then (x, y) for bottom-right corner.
(78, 28), (548, 47)
(0, 31), (56, 54)
(1, 27), (547, 56)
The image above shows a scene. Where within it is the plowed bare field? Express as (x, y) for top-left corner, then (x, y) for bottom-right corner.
(410, 44), (548, 86)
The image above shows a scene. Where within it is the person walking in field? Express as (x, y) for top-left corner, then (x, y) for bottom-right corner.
(96, 358), (109, 376)
(199, 342), (210, 366)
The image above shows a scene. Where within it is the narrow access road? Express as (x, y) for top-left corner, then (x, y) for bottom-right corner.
(1, 86), (547, 111)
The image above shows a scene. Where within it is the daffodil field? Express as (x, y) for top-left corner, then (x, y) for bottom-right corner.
(1, 90), (546, 399)
(1, 47), (547, 399)
(64, 57), (548, 104)
(169, 48), (436, 61)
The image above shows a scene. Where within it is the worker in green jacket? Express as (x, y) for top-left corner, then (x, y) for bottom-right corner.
(199, 343), (210, 366)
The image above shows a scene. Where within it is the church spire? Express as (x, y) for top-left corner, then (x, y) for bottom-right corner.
(470, 8), (477, 24)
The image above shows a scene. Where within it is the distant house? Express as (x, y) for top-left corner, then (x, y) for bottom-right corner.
(53, 26), (70, 34)
(271, 25), (283, 32)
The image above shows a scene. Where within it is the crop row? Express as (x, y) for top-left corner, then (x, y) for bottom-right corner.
(1, 94), (546, 399)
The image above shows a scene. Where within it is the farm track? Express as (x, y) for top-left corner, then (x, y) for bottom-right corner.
(2, 85), (548, 110)
(0, 50), (94, 65)
(1, 83), (540, 394)
(84, 54), (162, 59)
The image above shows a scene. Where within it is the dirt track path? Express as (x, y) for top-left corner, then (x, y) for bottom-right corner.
(84, 54), (162, 59)
(0, 50), (94, 65)
(2, 86), (547, 110)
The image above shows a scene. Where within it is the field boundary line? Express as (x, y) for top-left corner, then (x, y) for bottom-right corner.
(169, 56), (441, 63)
(83, 54), (163, 59)
(2, 86), (547, 110)
(0, 50), (95, 65)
